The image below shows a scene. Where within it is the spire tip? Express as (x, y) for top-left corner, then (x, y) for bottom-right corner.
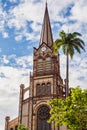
(46, 0), (47, 6)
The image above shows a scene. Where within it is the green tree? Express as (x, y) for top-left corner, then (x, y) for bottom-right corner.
(53, 31), (85, 97)
(17, 124), (28, 130)
(48, 87), (87, 130)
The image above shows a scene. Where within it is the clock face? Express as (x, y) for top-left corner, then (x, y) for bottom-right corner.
(41, 46), (46, 51)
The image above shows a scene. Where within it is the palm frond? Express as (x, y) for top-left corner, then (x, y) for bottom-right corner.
(73, 44), (81, 54)
(73, 32), (82, 37)
(59, 30), (66, 39)
(68, 45), (74, 59)
(53, 39), (63, 55)
(62, 44), (67, 55)
(73, 41), (85, 51)
(73, 38), (85, 45)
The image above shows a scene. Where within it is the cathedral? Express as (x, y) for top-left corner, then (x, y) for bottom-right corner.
(5, 3), (66, 130)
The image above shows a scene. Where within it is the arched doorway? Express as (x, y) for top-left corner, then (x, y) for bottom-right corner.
(37, 105), (51, 130)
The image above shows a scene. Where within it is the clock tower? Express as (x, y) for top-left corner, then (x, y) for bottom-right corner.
(18, 2), (66, 130)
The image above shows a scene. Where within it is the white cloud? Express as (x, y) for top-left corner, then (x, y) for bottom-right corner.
(70, 0), (87, 23)
(0, 65), (31, 130)
(0, 54), (33, 69)
(9, 0), (17, 3)
(2, 32), (9, 38)
(0, 3), (8, 39)
(0, 54), (33, 129)
(0, 54), (33, 130)
(25, 32), (40, 41)
(6, 1), (44, 38)
(30, 22), (41, 32)
(0, 55), (9, 64)
(0, 66), (30, 88)
(15, 55), (33, 68)
(60, 53), (87, 89)
(15, 35), (22, 41)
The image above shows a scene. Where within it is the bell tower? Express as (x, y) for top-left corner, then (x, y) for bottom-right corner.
(32, 2), (63, 98)
(18, 2), (66, 130)
(29, 2), (65, 130)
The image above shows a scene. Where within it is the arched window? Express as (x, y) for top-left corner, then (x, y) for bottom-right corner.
(37, 58), (43, 73)
(42, 83), (46, 95)
(46, 57), (51, 71)
(36, 82), (51, 96)
(37, 105), (50, 130)
(46, 82), (51, 95)
(36, 84), (41, 96)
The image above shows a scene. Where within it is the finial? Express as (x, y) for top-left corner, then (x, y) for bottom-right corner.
(46, 0), (47, 6)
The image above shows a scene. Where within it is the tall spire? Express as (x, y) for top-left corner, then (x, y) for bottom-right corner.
(40, 2), (53, 47)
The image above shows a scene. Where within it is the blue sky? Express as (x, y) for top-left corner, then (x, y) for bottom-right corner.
(0, 0), (87, 130)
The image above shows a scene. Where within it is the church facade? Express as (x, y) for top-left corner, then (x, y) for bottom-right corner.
(5, 3), (66, 130)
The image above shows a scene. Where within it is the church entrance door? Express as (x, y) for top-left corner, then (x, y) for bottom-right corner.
(37, 105), (51, 130)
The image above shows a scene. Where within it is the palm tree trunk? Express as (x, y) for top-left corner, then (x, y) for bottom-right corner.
(66, 49), (69, 97)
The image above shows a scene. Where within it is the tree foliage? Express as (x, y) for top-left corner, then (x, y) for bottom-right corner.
(48, 87), (87, 130)
(17, 124), (28, 130)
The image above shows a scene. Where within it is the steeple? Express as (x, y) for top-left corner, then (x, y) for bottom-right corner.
(40, 2), (53, 47)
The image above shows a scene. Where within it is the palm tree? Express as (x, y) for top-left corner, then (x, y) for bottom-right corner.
(53, 30), (85, 97)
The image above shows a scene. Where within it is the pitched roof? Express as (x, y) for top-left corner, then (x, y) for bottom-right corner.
(40, 3), (53, 47)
